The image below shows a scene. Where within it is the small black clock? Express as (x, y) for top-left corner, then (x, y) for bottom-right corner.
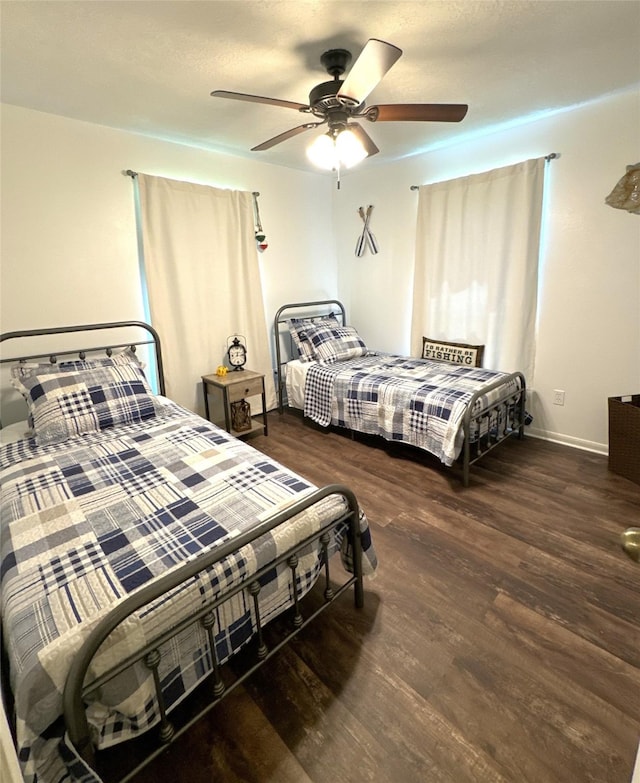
(227, 335), (247, 371)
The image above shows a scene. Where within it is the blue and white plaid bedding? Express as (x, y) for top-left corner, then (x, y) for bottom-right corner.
(304, 354), (523, 466)
(1, 400), (376, 783)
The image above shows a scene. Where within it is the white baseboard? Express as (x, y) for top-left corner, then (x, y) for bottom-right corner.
(526, 427), (608, 456)
(632, 738), (640, 783)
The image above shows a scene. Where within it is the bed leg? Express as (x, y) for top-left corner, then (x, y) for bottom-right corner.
(518, 387), (527, 439)
(344, 490), (365, 609)
(462, 435), (471, 488)
(352, 530), (364, 609)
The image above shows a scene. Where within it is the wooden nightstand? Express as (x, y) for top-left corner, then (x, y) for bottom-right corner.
(201, 369), (268, 438)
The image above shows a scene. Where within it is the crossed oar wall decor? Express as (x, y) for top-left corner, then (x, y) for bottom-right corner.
(355, 205), (379, 256)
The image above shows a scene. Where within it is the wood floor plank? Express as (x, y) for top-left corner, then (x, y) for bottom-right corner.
(115, 412), (640, 783)
(486, 592), (640, 723)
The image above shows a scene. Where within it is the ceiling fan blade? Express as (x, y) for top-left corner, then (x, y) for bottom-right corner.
(368, 104), (469, 123)
(211, 90), (308, 112)
(348, 122), (379, 158)
(251, 122), (322, 151)
(337, 39), (402, 106)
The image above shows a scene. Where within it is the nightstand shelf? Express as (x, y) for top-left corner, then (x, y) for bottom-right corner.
(201, 369), (268, 438)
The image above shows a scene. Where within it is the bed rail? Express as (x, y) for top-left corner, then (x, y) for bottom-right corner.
(273, 300), (346, 413)
(63, 483), (363, 781)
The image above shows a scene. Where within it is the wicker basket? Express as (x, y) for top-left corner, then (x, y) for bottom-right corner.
(608, 395), (640, 485)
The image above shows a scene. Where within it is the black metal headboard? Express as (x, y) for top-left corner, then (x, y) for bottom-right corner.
(273, 300), (346, 413)
(0, 322), (166, 424)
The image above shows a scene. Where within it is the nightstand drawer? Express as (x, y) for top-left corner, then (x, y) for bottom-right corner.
(227, 376), (264, 403)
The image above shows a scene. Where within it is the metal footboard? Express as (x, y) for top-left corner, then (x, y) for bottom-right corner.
(63, 484), (363, 782)
(461, 371), (526, 487)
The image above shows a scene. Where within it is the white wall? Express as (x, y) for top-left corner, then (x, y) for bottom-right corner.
(0, 103), (336, 347)
(333, 88), (640, 453)
(2, 91), (639, 451)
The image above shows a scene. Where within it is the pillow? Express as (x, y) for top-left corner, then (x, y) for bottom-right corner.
(305, 324), (368, 363)
(421, 337), (484, 368)
(11, 347), (143, 380)
(11, 362), (162, 445)
(286, 314), (341, 362)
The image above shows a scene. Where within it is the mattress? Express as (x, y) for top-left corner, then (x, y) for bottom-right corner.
(303, 353), (523, 466)
(285, 358), (313, 410)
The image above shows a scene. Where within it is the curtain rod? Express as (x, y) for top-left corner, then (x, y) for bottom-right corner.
(409, 153), (559, 190)
(124, 170), (260, 199)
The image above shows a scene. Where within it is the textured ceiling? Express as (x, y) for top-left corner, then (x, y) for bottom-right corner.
(1, 0), (639, 172)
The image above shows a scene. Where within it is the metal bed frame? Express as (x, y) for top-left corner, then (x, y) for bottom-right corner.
(274, 299), (346, 413)
(273, 300), (527, 487)
(0, 321), (366, 783)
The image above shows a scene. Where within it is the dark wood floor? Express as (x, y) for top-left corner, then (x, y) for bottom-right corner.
(129, 412), (640, 783)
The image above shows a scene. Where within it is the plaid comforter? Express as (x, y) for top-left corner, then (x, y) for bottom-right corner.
(1, 400), (376, 783)
(304, 354), (522, 466)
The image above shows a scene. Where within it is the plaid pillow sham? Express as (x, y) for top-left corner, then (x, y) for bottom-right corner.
(286, 314), (341, 362)
(11, 347), (143, 380)
(305, 324), (368, 363)
(11, 362), (164, 445)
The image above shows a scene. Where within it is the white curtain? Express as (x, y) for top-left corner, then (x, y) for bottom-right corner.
(136, 174), (276, 415)
(411, 157), (546, 381)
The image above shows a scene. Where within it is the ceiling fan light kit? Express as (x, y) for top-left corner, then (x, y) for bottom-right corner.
(211, 38), (468, 172)
(307, 127), (368, 170)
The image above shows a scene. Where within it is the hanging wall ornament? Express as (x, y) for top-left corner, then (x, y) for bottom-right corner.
(605, 163), (640, 215)
(355, 205), (379, 256)
(252, 191), (269, 250)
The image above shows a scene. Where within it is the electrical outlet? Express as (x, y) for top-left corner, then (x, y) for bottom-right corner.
(553, 389), (565, 406)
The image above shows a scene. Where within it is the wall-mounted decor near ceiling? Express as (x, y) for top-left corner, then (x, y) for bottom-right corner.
(355, 205), (378, 256)
(211, 38), (468, 175)
(252, 192), (268, 251)
(605, 163), (640, 214)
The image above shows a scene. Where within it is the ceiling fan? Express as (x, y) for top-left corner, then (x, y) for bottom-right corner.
(211, 38), (468, 163)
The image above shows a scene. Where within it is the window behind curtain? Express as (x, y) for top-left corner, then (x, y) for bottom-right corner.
(411, 157), (546, 382)
(135, 173), (276, 415)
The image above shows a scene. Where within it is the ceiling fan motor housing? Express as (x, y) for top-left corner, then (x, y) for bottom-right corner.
(309, 80), (349, 111)
(309, 48), (362, 113)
